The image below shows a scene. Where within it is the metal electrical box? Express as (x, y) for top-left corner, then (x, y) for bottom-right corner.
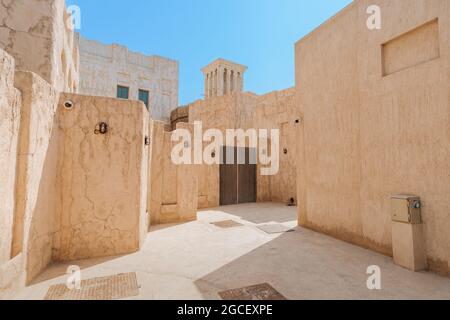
(391, 195), (422, 224)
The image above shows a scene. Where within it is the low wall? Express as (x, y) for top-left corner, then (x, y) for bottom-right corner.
(53, 94), (149, 261)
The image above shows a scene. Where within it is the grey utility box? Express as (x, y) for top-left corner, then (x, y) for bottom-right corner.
(391, 195), (422, 224)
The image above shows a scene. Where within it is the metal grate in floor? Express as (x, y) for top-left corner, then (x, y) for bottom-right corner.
(219, 283), (287, 300)
(211, 220), (244, 229)
(44, 272), (139, 300)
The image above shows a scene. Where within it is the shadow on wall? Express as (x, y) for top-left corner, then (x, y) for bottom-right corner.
(193, 228), (450, 300)
(214, 203), (297, 224)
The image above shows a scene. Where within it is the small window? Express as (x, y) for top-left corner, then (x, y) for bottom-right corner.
(117, 85), (129, 99)
(138, 89), (150, 110)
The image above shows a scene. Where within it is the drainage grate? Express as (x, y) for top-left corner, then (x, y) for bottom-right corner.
(219, 283), (287, 300)
(211, 220), (243, 229)
(44, 272), (139, 300)
(257, 224), (294, 234)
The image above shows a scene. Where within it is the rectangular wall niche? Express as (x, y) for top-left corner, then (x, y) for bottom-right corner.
(382, 19), (439, 76)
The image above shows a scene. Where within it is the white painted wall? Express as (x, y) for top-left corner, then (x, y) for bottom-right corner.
(78, 37), (178, 122)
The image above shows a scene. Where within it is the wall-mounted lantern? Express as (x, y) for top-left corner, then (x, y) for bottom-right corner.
(94, 122), (108, 135)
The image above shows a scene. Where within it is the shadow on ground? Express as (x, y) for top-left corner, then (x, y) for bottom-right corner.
(212, 203), (297, 224)
(193, 228), (450, 300)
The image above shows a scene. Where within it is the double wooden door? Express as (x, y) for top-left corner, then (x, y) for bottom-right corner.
(220, 146), (257, 206)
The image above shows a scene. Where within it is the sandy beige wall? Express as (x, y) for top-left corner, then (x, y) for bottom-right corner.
(79, 38), (177, 122)
(53, 94), (149, 261)
(253, 89), (299, 203)
(189, 95), (238, 208)
(0, 0), (79, 92)
(0, 50), (22, 298)
(295, 0), (450, 275)
(13, 71), (60, 284)
(0, 49), (20, 265)
(188, 90), (298, 207)
(148, 121), (198, 225)
(1, 60), (60, 296)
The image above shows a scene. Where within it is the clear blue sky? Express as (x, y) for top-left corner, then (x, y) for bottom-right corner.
(66, 0), (352, 105)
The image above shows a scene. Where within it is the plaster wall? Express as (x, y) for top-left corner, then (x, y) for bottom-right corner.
(148, 121), (198, 225)
(53, 94), (149, 261)
(187, 89), (298, 208)
(79, 37), (178, 122)
(295, 0), (450, 275)
(0, 49), (20, 265)
(1, 55), (60, 297)
(0, 0), (79, 93)
(189, 94), (247, 209)
(0, 49), (21, 279)
(12, 71), (60, 284)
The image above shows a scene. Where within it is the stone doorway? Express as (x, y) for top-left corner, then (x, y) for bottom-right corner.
(220, 146), (256, 206)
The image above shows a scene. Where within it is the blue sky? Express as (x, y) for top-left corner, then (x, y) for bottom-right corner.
(66, 0), (352, 105)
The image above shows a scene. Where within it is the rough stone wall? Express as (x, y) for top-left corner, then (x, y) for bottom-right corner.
(187, 89), (298, 208)
(0, 0), (79, 93)
(53, 94), (149, 261)
(79, 37), (178, 122)
(295, 0), (450, 275)
(148, 121), (198, 225)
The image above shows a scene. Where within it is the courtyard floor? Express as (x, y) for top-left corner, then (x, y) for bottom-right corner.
(15, 203), (450, 300)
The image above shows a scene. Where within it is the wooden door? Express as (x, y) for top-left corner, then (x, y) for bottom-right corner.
(220, 146), (257, 205)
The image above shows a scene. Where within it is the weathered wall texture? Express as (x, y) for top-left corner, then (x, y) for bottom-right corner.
(13, 71), (60, 284)
(189, 93), (252, 209)
(148, 121), (198, 225)
(53, 94), (149, 261)
(187, 89), (298, 209)
(0, 49), (21, 269)
(79, 37), (178, 122)
(295, 0), (450, 275)
(0, 0), (79, 93)
(0, 48), (60, 297)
